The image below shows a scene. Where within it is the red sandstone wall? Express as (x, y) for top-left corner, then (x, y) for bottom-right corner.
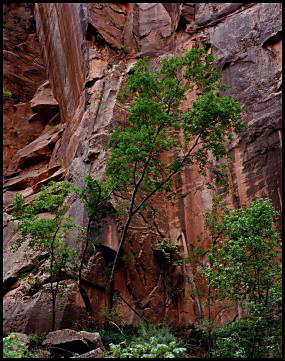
(3, 3), (282, 333)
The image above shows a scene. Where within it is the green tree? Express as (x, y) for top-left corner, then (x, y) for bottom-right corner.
(77, 175), (113, 311)
(104, 45), (244, 310)
(11, 181), (79, 331)
(200, 198), (282, 357)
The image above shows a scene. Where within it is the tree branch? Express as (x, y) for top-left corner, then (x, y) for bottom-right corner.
(106, 125), (166, 309)
(117, 292), (148, 323)
(133, 161), (138, 186)
(132, 132), (202, 217)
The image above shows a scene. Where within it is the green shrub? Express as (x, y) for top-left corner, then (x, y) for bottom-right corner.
(109, 337), (186, 358)
(107, 324), (186, 358)
(3, 333), (29, 358)
(153, 239), (181, 265)
(200, 197), (282, 358)
(212, 316), (282, 358)
(28, 333), (47, 347)
(134, 323), (177, 345)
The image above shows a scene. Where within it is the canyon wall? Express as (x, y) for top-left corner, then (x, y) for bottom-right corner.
(3, 3), (282, 333)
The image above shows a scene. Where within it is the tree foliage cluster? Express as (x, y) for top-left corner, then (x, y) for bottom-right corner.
(11, 181), (79, 331)
(107, 323), (186, 358)
(153, 238), (181, 265)
(198, 198), (282, 358)
(104, 45), (244, 308)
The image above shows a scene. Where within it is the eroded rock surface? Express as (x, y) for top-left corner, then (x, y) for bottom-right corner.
(207, 3), (282, 209)
(3, 282), (86, 334)
(3, 3), (282, 333)
(42, 329), (104, 356)
(80, 348), (104, 358)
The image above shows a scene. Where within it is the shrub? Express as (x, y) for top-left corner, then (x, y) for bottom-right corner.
(135, 323), (178, 344)
(212, 316), (282, 358)
(28, 332), (47, 347)
(109, 337), (186, 358)
(200, 197), (282, 358)
(3, 333), (29, 358)
(107, 323), (186, 358)
(153, 238), (181, 265)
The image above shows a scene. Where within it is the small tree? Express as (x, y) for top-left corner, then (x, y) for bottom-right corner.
(200, 198), (282, 357)
(77, 175), (113, 312)
(104, 45), (244, 309)
(11, 181), (79, 331)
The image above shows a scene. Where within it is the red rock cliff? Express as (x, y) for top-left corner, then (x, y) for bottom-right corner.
(3, 3), (282, 333)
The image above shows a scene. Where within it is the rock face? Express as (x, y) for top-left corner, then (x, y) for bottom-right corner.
(42, 329), (104, 356)
(79, 348), (104, 358)
(3, 3), (47, 177)
(3, 281), (86, 334)
(3, 3), (282, 333)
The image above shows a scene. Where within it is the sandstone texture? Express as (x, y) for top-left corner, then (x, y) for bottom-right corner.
(3, 4), (49, 183)
(79, 348), (104, 358)
(3, 3), (282, 333)
(3, 281), (86, 334)
(42, 329), (104, 356)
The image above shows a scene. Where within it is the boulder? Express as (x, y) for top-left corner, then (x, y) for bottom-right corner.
(80, 348), (104, 358)
(42, 329), (104, 356)
(3, 282), (86, 334)
(78, 331), (105, 350)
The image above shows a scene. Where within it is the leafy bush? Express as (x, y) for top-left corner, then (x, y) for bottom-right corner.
(3, 333), (29, 358)
(28, 332), (47, 347)
(200, 197), (282, 358)
(109, 337), (186, 358)
(202, 197), (281, 304)
(135, 323), (178, 345)
(153, 239), (181, 265)
(212, 316), (282, 358)
(107, 324), (186, 358)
